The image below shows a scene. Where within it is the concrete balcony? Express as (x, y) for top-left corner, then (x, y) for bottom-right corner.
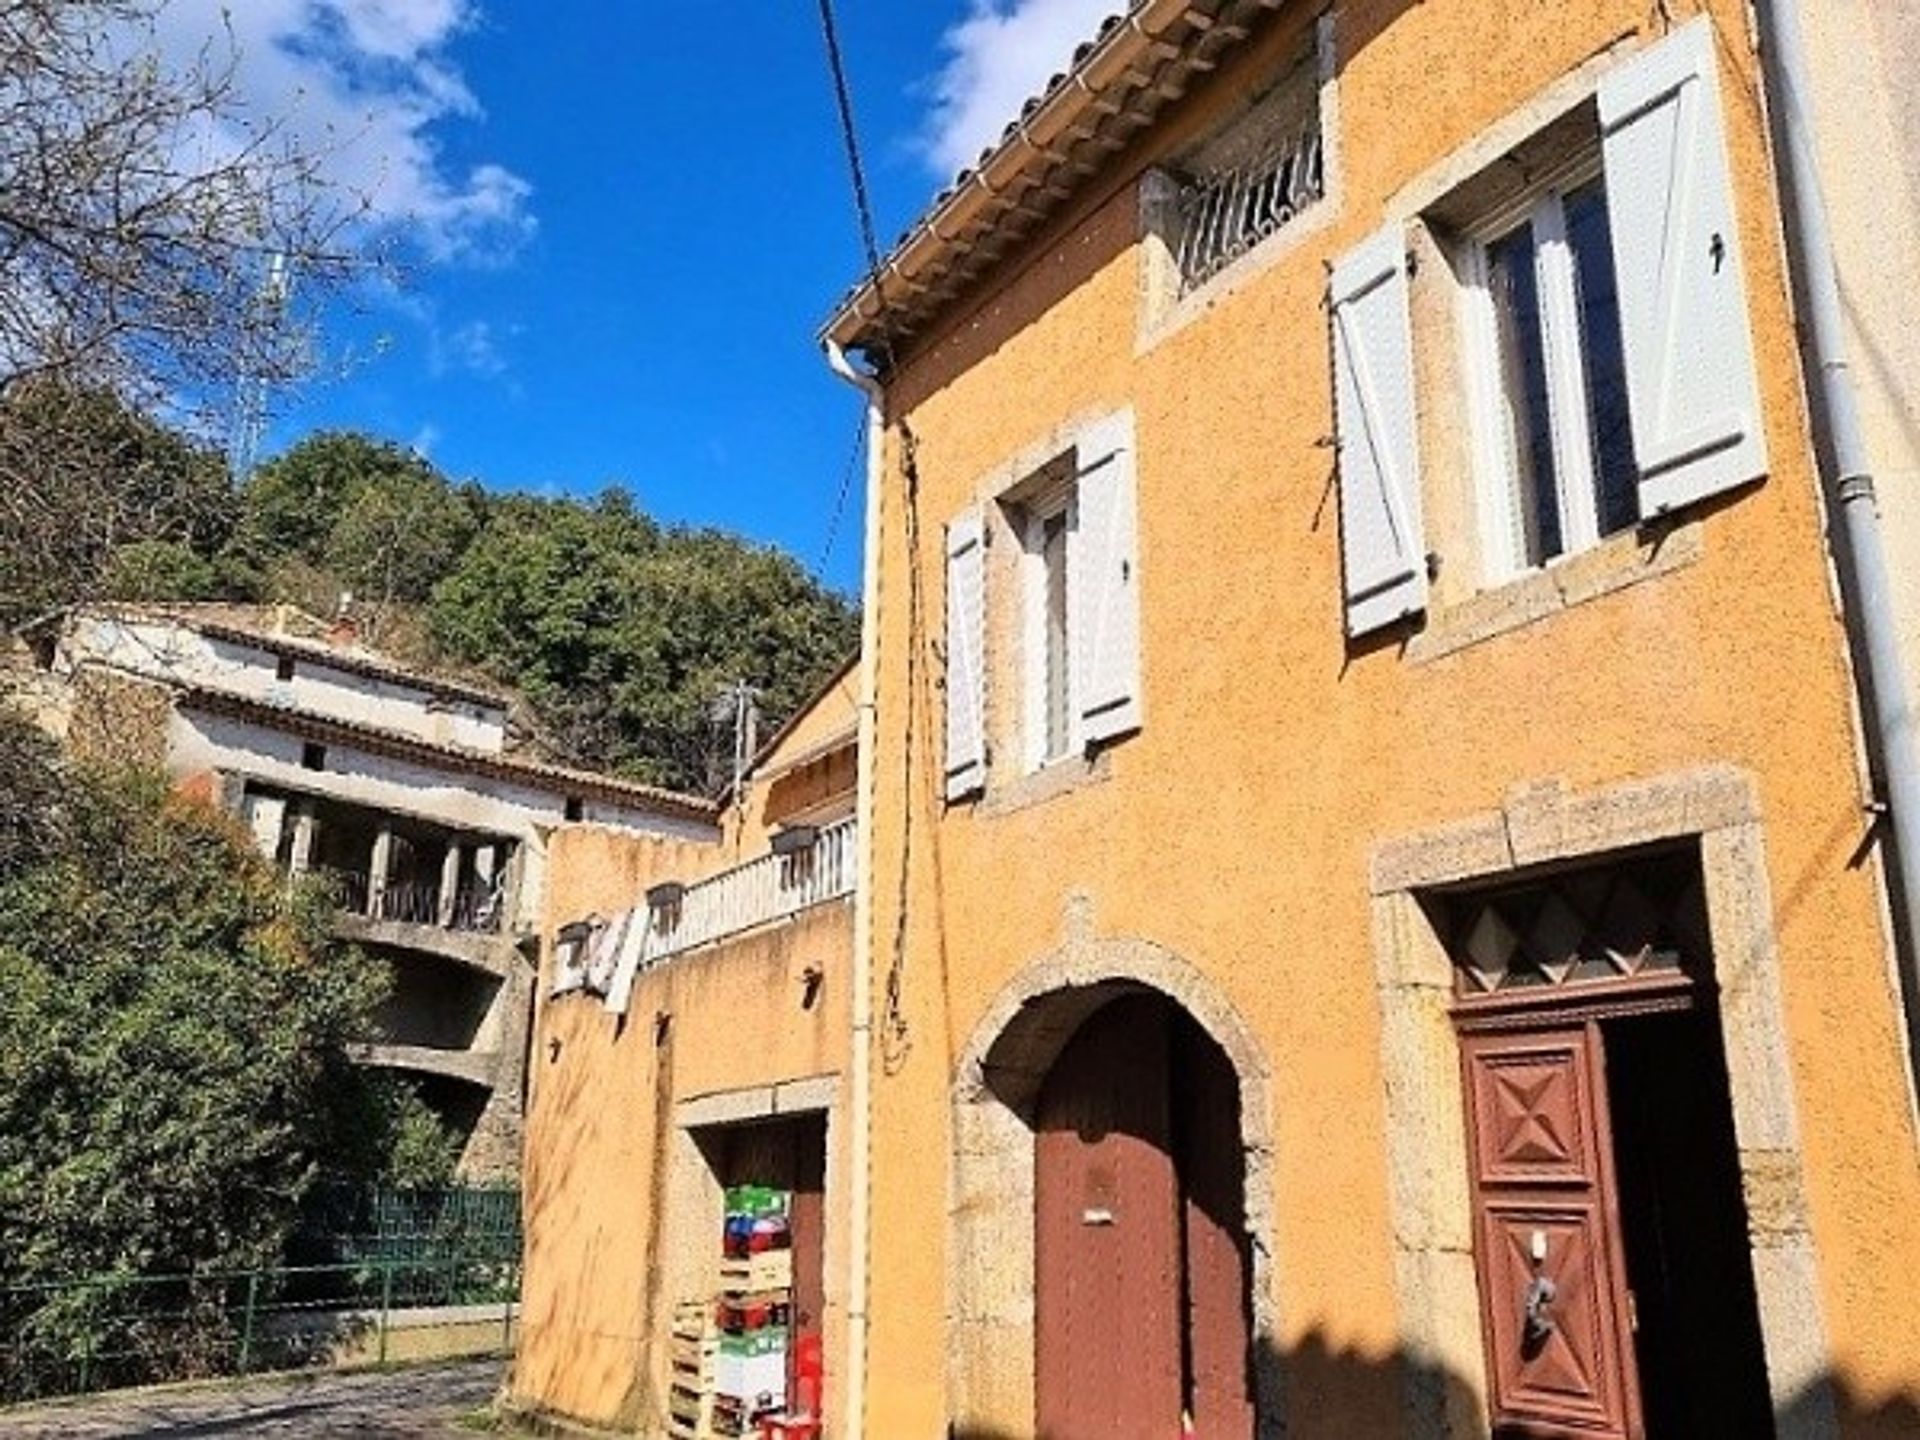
(331, 897), (512, 977)
(350, 1042), (500, 1089)
(648, 817), (855, 965)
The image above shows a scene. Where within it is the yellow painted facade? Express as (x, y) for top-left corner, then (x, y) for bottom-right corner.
(845, 2), (1920, 1437)
(513, 675), (856, 1431)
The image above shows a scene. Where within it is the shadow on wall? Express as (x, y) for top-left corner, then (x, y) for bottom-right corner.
(947, 1329), (1920, 1440)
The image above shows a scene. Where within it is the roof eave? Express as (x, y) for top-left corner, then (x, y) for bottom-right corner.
(821, 0), (1250, 355)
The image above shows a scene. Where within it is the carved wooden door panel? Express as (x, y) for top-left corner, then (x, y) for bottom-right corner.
(1460, 1025), (1641, 1440)
(1035, 996), (1183, 1440)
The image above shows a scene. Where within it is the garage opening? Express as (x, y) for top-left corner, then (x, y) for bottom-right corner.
(683, 1113), (827, 1434)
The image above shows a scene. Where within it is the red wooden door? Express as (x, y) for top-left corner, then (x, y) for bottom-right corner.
(1035, 996), (1184, 1440)
(1173, 1016), (1254, 1440)
(1460, 1025), (1641, 1440)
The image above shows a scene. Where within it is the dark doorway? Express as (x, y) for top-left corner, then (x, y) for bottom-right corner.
(1604, 1009), (1773, 1438)
(1033, 992), (1252, 1440)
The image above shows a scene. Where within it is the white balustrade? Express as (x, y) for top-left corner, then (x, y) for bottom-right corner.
(646, 817), (855, 965)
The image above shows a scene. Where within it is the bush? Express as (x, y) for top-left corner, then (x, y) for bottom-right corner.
(0, 710), (394, 1366)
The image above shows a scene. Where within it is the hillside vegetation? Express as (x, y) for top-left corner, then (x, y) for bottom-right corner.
(2, 394), (860, 793)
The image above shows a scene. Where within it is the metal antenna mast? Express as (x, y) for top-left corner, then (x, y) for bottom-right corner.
(228, 251), (292, 479)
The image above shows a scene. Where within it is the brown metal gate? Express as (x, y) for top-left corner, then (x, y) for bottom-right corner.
(1035, 994), (1184, 1440)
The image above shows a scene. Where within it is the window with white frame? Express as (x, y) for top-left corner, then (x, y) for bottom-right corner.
(941, 411), (1142, 801)
(1466, 163), (1639, 578)
(1325, 18), (1768, 641)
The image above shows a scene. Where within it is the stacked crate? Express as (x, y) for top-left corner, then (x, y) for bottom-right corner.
(710, 1185), (794, 1437)
(666, 1300), (719, 1440)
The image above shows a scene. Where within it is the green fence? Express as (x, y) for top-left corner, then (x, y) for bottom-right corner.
(0, 1186), (521, 1405)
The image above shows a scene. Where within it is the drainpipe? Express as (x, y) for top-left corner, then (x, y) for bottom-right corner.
(824, 337), (883, 1439)
(1754, 0), (1920, 1079)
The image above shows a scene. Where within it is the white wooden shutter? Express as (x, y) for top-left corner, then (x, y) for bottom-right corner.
(1600, 16), (1766, 516)
(1329, 224), (1427, 638)
(606, 909), (656, 1016)
(943, 509), (987, 799)
(1070, 410), (1141, 747)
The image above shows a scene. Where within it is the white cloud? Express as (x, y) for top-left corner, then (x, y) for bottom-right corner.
(136, 0), (533, 264)
(432, 319), (507, 378)
(921, 0), (1119, 179)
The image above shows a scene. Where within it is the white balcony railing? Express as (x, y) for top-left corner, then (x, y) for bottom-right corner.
(647, 817), (855, 964)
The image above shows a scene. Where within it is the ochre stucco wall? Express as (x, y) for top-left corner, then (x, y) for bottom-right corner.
(857, 1), (1920, 1437)
(724, 661), (859, 859)
(515, 808), (853, 1430)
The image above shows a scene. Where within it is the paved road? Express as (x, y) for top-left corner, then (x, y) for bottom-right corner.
(0, 1360), (505, 1437)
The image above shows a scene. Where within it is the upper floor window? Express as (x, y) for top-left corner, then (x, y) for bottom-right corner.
(1325, 18), (1767, 641)
(1470, 168), (1638, 578)
(1169, 111), (1325, 296)
(1141, 18), (1335, 329)
(1012, 470), (1078, 769)
(942, 411), (1141, 801)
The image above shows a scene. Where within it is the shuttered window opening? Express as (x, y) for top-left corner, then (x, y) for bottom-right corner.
(942, 409), (1143, 796)
(1469, 167), (1639, 578)
(1328, 17), (1766, 633)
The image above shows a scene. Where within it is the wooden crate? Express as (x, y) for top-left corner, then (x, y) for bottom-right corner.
(719, 1249), (793, 1294)
(665, 1299), (720, 1440)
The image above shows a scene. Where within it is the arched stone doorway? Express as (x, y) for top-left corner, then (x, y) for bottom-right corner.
(948, 937), (1280, 1440)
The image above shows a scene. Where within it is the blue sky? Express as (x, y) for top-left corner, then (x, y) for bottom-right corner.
(168, 0), (1119, 594)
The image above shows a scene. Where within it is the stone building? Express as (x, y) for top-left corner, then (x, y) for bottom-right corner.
(36, 604), (716, 1180)
(504, 1), (1920, 1434)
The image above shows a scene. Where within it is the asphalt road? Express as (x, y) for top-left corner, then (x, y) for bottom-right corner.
(0, 1359), (505, 1437)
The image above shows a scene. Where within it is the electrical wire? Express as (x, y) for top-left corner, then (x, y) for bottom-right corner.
(812, 0), (920, 1070)
(816, 405), (865, 578)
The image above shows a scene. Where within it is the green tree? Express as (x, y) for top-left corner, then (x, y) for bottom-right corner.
(427, 488), (858, 789)
(0, 710), (390, 1293)
(229, 433), (480, 642)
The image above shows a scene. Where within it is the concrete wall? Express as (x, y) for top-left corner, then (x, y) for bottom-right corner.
(514, 823), (851, 1432)
(64, 615), (508, 752)
(857, 2), (1920, 1436)
(1799, 0), (1920, 780)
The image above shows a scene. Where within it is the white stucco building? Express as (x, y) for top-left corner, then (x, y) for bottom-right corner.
(39, 605), (717, 1179)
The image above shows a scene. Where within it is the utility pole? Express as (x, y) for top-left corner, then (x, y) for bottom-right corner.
(710, 680), (760, 806)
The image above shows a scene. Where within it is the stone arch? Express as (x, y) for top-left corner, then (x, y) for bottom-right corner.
(947, 933), (1282, 1439)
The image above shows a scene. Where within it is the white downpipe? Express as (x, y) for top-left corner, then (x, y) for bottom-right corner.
(1753, 0), (1920, 1098)
(825, 338), (883, 1439)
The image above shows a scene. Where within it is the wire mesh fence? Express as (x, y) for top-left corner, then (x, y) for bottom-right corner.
(0, 1186), (520, 1405)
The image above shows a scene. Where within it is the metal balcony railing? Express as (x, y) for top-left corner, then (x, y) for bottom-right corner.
(322, 872), (504, 935)
(647, 817), (854, 964)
